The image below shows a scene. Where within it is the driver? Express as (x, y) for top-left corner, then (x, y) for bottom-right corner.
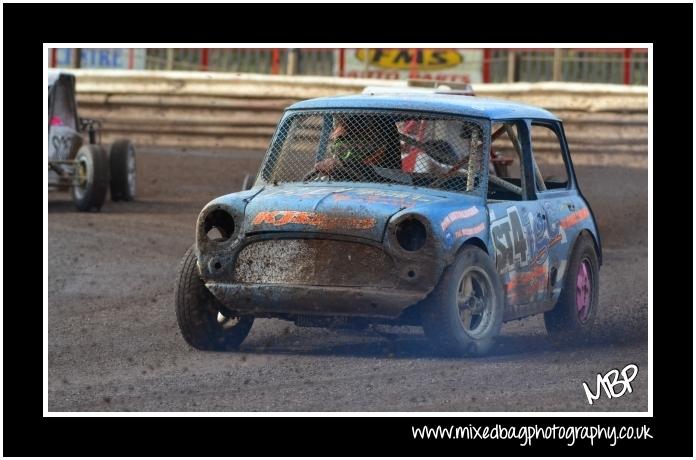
(314, 114), (401, 174)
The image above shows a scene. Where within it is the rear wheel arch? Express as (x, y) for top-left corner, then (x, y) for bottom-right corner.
(573, 229), (602, 267)
(556, 229), (601, 289)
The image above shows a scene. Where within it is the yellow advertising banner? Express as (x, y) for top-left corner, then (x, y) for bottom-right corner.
(341, 48), (483, 83)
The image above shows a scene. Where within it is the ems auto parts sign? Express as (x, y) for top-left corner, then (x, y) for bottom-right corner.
(340, 48), (483, 83)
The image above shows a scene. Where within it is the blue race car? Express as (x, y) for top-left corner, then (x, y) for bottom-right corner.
(175, 89), (602, 356)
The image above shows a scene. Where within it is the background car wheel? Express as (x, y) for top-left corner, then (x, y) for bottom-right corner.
(109, 139), (137, 201)
(72, 144), (109, 212)
(175, 245), (254, 351)
(421, 245), (504, 356)
(544, 232), (599, 344)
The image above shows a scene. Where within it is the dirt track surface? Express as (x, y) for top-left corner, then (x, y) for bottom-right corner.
(48, 147), (648, 411)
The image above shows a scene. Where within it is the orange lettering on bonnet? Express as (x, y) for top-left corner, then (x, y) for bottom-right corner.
(253, 211), (376, 230)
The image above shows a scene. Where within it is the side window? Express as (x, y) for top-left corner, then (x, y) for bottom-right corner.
(530, 123), (569, 190)
(488, 122), (525, 201)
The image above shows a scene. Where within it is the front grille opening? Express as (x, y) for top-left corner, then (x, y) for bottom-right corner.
(233, 239), (395, 287)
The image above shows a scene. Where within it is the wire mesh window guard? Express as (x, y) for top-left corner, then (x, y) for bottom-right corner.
(257, 110), (489, 196)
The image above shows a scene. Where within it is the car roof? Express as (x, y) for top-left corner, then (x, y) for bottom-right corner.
(287, 92), (560, 122)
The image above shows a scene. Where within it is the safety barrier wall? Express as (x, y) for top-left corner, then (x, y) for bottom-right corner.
(53, 48), (648, 85)
(70, 70), (648, 154)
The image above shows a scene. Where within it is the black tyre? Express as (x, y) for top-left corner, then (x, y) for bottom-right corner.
(72, 144), (109, 212)
(544, 233), (599, 343)
(175, 246), (254, 351)
(422, 245), (505, 356)
(109, 139), (136, 201)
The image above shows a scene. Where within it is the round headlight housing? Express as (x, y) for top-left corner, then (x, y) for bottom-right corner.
(395, 217), (427, 252)
(204, 209), (235, 242)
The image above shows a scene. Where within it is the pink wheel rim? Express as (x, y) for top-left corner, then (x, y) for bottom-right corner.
(576, 258), (592, 322)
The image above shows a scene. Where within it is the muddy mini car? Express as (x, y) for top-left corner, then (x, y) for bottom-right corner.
(175, 90), (602, 356)
(48, 72), (136, 211)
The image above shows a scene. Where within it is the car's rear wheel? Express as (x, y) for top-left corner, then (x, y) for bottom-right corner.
(175, 245), (254, 351)
(422, 245), (504, 356)
(72, 144), (109, 212)
(109, 139), (136, 201)
(544, 232), (599, 343)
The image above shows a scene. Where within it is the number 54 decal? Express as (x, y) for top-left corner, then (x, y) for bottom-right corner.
(491, 206), (529, 274)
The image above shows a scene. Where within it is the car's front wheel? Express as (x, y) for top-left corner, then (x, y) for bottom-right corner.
(175, 245), (254, 350)
(422, 245), (504, 356)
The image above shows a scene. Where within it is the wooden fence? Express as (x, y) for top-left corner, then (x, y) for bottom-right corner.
(71, 70), (648, 154)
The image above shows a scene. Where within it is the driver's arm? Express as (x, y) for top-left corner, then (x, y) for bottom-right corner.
(361, 147), (386, 165)
(314, 139), (346, 172)
(314, 157), (343, 172)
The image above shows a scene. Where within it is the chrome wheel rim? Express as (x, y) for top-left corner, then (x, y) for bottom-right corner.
(576, 258), (593, 323)
(73, 158), (88, 199)
(216, 311), (241, 330)
(457, 267), (496, 339)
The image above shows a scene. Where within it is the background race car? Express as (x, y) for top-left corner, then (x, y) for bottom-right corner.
(48, 72), (137, 211)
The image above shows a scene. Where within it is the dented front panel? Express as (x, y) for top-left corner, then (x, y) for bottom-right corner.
(195, 182), (491, 318)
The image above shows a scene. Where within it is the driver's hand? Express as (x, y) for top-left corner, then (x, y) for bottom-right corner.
(314, 158), (341, 173)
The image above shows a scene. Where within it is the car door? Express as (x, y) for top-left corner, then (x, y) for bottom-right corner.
(486, 120), (549, 310)
(529, 120), (582, 303)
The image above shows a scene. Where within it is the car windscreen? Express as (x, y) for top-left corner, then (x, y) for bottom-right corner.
(256, 110), (489, 195)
